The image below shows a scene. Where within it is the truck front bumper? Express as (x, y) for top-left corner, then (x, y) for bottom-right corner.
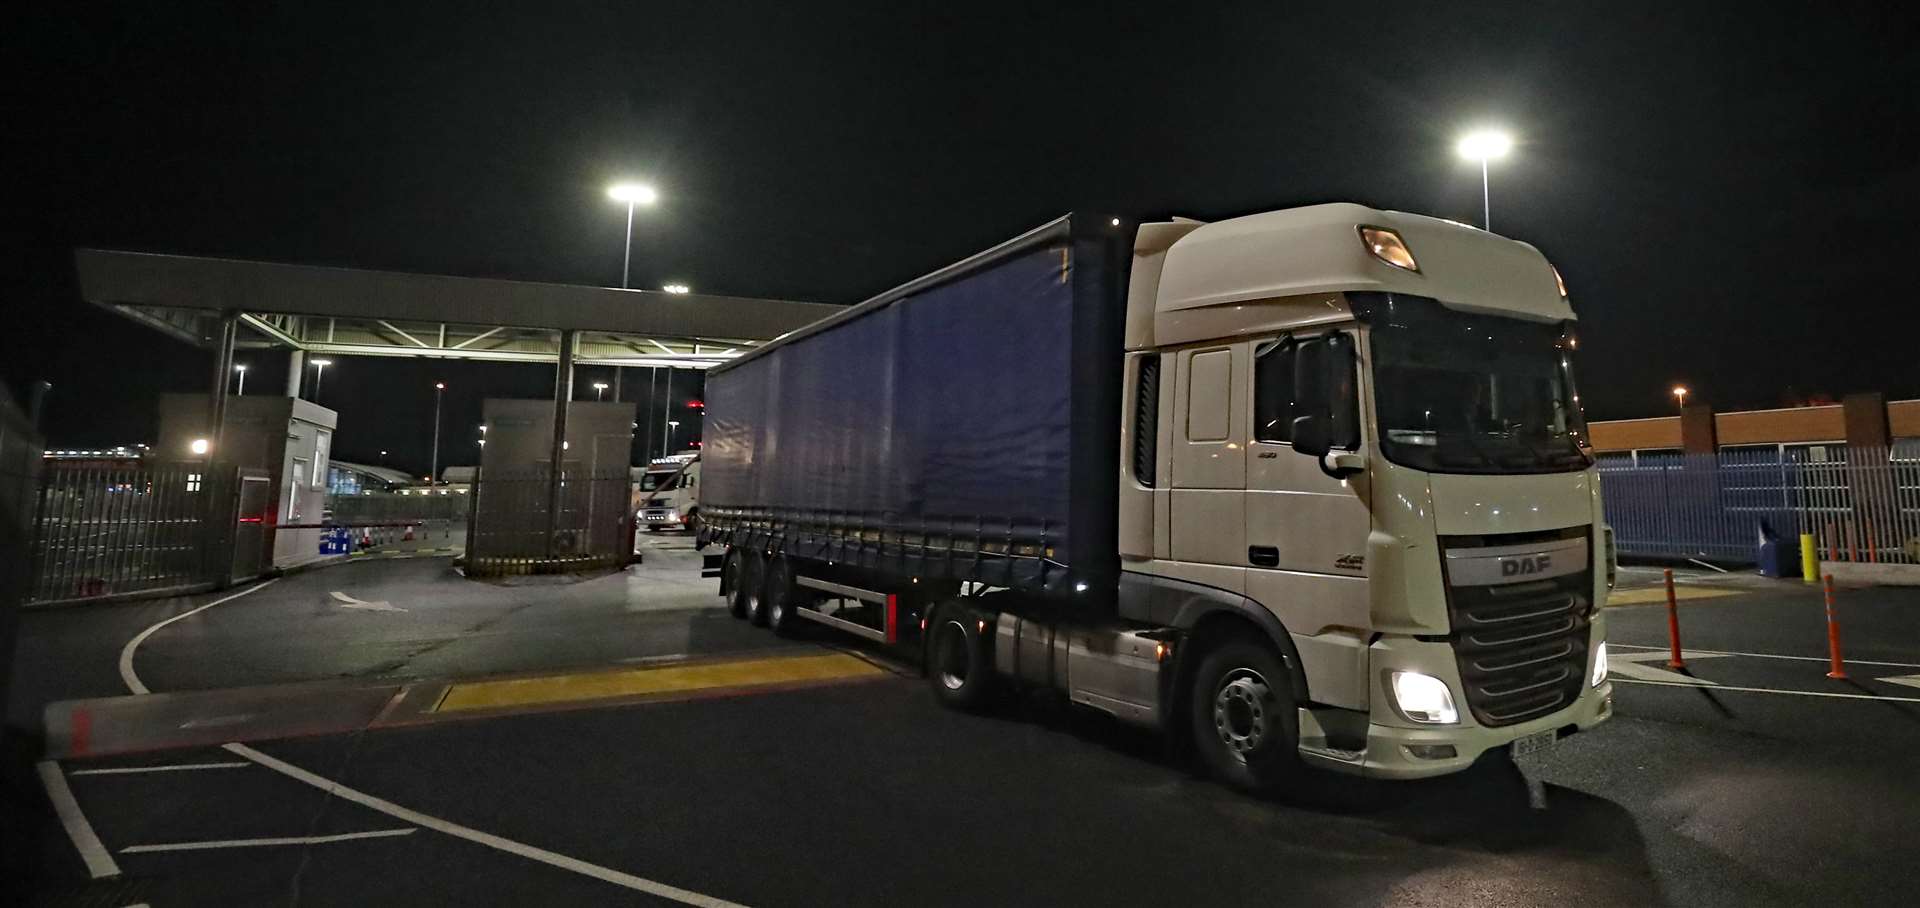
(1299, 682), (1613, 779)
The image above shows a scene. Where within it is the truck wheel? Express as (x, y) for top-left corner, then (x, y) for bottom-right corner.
(1189, 640), (1302, 794)
(927, 603), (995, 711)
(763, 558), (804, 636)
(745, 553), (772, 627)
(725, 550), (752, 619)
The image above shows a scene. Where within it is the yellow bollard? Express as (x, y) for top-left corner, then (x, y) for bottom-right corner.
(1800, 532), (1819, 584)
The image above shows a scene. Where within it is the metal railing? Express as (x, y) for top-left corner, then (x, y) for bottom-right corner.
(1598, 443), (1920, 565)
(466, 466), (633, 569)
(26, 461), (239, 603)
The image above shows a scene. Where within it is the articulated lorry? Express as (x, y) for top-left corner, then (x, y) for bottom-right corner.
(699, 204), (1613, 791)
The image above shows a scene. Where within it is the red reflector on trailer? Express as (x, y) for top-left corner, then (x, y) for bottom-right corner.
(885, 594), (899, 644)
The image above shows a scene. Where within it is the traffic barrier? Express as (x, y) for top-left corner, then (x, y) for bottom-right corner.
(1663, 568), (1686, 669)
(1822, 573), (1848, 680)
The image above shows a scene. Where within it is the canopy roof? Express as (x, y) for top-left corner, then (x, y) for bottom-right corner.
(74, 248), (841, 368)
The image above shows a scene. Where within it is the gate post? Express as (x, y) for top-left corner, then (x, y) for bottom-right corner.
(547, 330), (577, 559)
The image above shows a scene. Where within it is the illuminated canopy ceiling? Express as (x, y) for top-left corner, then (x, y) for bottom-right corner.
(73, 248), (840, 369)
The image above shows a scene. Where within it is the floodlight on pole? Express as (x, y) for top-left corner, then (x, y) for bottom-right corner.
(607, 182), (659, 289)
(310, 358), (333, 402)
(592, 381), (609, 401)
(1672, 386), (1689, 410)
(430, 381), (446, 488)
(1455, 129), (1513, 231)
(233, 363), (248, 396)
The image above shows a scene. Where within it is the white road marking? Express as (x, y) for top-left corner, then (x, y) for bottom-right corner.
(36, 761), (120, 879)
(121, 827), (416, 854)
(1607, 650), (1728, 684)
(116, 575), (745, 907)
(118, 579), (280, 695)
(1880, 674), (1920, 690)
(1611, 642), (1920, 670)
(222, 742), (747, 907)
(331, 590), (405, 612)
(71, 762), (250, 776)
(1612, 678), (1920, 703)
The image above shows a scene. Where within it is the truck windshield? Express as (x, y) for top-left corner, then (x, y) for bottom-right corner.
(639, 471), (675, 492)
(1369, 298), (1590, 475)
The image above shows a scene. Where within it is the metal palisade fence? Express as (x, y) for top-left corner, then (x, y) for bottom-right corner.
(27, 461), (239, 603)
(1598, 442), (1920, 565)
(466, 466), (633, 571)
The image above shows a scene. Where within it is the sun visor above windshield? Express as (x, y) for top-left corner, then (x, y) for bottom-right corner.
(1155, 203), (1574, 324)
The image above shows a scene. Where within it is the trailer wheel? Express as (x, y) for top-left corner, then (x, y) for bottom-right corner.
(927, 603), (995, 711)
(763, 558), (804, 636)
(725, 549), (752, 619)
(1188, 639), (1302, 794)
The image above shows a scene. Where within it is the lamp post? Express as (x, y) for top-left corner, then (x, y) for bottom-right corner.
(593, 381), (609, 401)
(667, 419), (680, 452)
(233, 364), (248, 396)
(1455, 129), (1513, 231)
(1672, 386), (1689, 411)
(430, 382), (445, 488)
(606, 182), (659, 289)
(310, 358), (333, 403)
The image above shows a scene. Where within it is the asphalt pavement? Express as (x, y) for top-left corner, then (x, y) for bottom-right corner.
(9, 542), (1920, 907)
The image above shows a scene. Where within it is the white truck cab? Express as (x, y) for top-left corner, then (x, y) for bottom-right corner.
(1120, 203), (1613, 779)
(638, 454), (701, 532)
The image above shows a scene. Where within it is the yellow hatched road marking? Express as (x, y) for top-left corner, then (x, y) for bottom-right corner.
(1605, 586), (1744, 606)
(434, 653), (884, 713)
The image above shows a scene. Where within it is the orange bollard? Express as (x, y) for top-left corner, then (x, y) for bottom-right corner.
(1823, 573), (1848, 680)
(1866, 523), (1878, 564)
(1846, 523), (1858, 563)
(1664, 568), (1686, 669)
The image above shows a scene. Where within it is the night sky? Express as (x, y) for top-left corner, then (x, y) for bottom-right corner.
(7, 3), (1916, 475)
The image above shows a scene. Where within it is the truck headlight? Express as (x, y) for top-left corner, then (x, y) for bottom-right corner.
(1390, 671), (1458, 724)
(1591, 641), (1608, 687)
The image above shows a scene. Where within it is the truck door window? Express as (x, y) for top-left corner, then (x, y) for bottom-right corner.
(1253, 339), (1296, 444)
(1186, 349), (1231, 441)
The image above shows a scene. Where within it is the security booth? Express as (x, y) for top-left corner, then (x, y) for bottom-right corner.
(157, 393), (338, 570)
(467, 399), (636, 573)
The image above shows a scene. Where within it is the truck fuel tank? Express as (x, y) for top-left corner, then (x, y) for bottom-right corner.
(993, 613), (1167, 728)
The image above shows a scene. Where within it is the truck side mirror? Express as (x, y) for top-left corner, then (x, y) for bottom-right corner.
(1291, 333), (1362, 476)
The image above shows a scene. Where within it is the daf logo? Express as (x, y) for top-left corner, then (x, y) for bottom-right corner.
(1502, 554), (1552, 577)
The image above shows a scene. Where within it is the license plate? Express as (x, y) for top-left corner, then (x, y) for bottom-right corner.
(1510, 729), (1558, 759)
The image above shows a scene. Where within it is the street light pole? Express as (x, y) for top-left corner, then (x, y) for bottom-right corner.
(606, 182), (658, 289)
(593, 381), (608, 401)
(1456, 129), (1513, 231)
(660, 367), (673, 457)
(311, 359), (332, 403)
(431, 382), (445, 488)
(234, 364), (247, 397)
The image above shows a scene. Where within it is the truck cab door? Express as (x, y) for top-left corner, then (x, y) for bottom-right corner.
(1167, 344), (1248, 592)
(1244, 333), (1371, 709)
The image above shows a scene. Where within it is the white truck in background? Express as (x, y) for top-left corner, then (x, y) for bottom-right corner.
(637, 454), (700, 533)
